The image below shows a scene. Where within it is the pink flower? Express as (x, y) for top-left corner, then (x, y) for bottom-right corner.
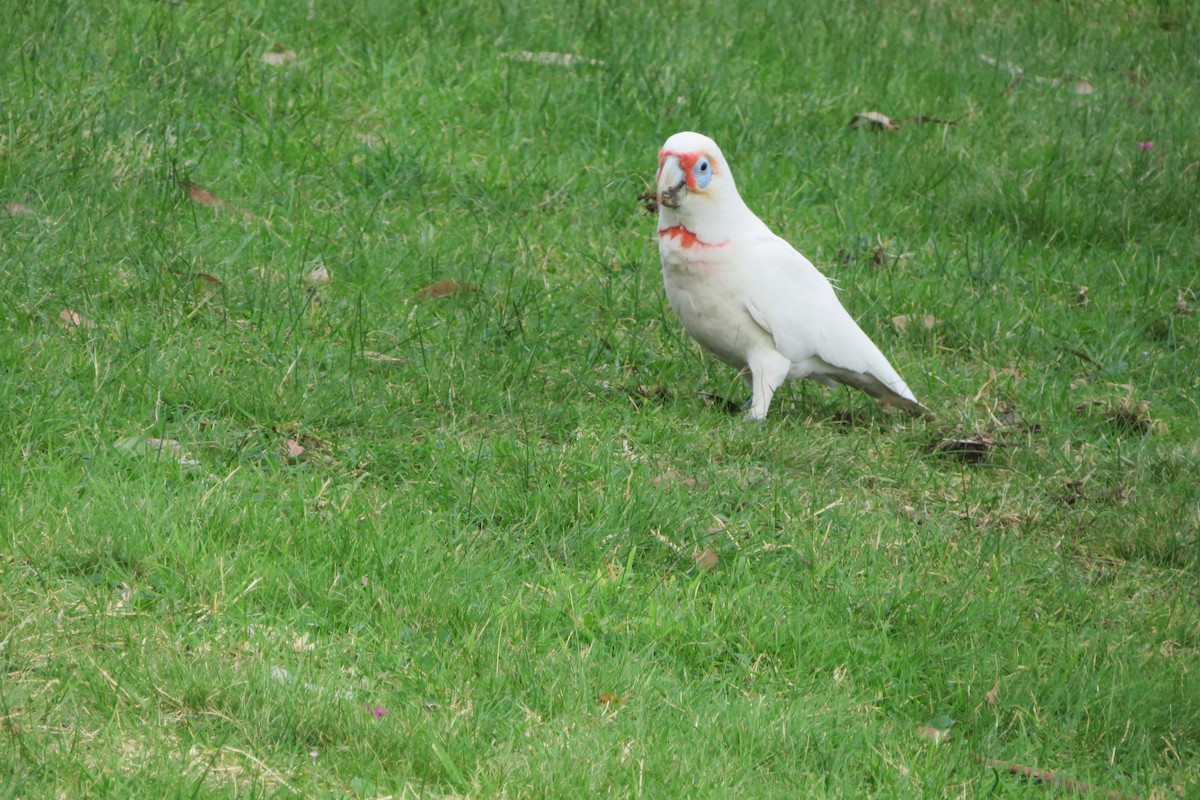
(1138, 141), (1153, 152)
(368, 705), (389, 718)
(361, 576), (370, 587)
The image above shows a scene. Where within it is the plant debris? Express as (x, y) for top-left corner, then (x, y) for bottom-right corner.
(691, 548), (719, 570)
(849, 111), (958, 131)
(891, 314), (939, 333)
(262, 46), (298, 67)
(597, 692), (629, 708)
(499, 51), (604, 67)
(414, 279), (479, 300)
(1074, 394), (1159, 436)
(652, 470), (709, 491)
(979, 54), (1095, 94)
(59, 309), (97, 330)
(931, 429), (996, 463)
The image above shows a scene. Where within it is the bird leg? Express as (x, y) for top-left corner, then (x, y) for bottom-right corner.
(743, 351), (791, 421)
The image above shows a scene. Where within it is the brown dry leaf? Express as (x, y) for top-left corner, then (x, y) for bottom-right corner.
(500, 50), (604, 67)
(849, 111), (898, 132)
(906, 115), (958, 126)
(115, 436), (198, 465)
(932, 430), (996, 463)
(692, 548), (719, 570)
(980, 53), (1098, 96)
(292, 632), (315, 653)
(181, 180), (229, 209)
(1175, 292), (1192, 315)
(262, 47), (298, 67)
(652, 469), (709, 491)
(305, 265), (330, 285)
(985, 681), (1000, 706)
(981, 759), (1135, 799)
(145, 438), (183, 458)
(59, 309), (97, 329)
(916, 725), (950, 745)
(5, 201), (38, 217)
(597, 692), (629, 708)
(891, 314), (938, 333)
(283, 439), (306, 459)
(414, 279), (479, 300)
(196, 273), (223, 286)
(362, 350), (408, 364)
(999, 367), (1026, 381)
(1106, 397), (1156, 436)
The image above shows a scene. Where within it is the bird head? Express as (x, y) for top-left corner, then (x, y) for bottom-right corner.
(655, 131), (735, 211)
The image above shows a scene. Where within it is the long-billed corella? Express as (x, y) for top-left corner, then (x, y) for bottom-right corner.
(654, 131), (932, 421)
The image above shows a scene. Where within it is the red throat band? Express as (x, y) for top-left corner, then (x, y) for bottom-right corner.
(657, 224), (727, 249)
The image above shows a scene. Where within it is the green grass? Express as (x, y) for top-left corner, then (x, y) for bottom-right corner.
(2, 0), (1198, 797)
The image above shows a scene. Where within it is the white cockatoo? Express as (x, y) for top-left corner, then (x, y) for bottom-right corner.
(654, 131), (932, 421)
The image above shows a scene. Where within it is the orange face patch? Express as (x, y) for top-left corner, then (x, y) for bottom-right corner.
(657, 149), (714, 188)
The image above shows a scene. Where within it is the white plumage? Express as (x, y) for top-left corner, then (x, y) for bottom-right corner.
(654, 131), (931, 421)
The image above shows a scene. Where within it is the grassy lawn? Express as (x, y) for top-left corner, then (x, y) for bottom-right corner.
(2, 1), (1198, 797)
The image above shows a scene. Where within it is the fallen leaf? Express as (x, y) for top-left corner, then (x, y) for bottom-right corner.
(145, 437), (182, 455)
(305, 264), (330, 285)
(849, 111), (898, 132)
(981, 759), (1134, 799)
(362, 350), (408, 364)
(906, 115), (959, 126)
(1174, 292), (1192, 315)
(181, 180), (258, 222)
(59, 309), (97, 329)
(414, 279), (479, 300)
(196, 273), (223, 286)
(115, 436), (199, 466)
(891, 314), (938, 333)
(916, 725), (950, 745)
(692, 548), (719, 570)
(980, 53), (1097, 95)
(651, 469), (709, 490)
(999, 367), (1026, 381)
(292, 632), (315, 652)
(1104, 397), (1156, 436)
(262, 47), (298, 66)
(181, 180), (229, 209)
(500, 51), (603, 67)
(5, 201), (38, 217)
(932, 430), (996, 463)
(283, 439), (306, 459)
(986, 681), (1000, 706)
(597, 692), (629, 708)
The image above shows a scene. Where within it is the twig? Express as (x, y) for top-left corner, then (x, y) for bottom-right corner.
(980, 757), (1140, 799)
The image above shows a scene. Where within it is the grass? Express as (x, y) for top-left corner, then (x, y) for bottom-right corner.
(1, 0), (1198, 797)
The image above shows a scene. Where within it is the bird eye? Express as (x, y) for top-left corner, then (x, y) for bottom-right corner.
(692, 157), (713, 188)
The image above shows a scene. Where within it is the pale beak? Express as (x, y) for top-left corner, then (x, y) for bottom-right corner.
(658, 156), (687, 209)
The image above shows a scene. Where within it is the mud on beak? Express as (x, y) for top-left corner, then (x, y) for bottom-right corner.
(657, 157), (687, 209)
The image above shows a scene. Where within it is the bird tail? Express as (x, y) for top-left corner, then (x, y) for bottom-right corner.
(831, 370), (935, 419)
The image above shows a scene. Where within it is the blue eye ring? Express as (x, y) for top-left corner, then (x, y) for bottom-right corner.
(692, 157), (713, 189)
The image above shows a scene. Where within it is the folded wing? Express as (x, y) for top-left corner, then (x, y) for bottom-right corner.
(740, 234), (932, 417)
